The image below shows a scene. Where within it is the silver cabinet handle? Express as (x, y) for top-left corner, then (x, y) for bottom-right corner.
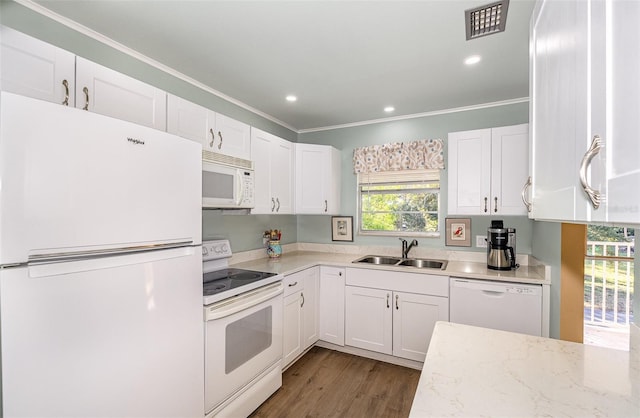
(217, 131), (223, 150)
(300, 292), (305, 307)
(62, 79), (69, 106)
(521, 176), (532, 212)
(339, 271), (342, 276)
(494, 197), (498, 213)
(324, 200), (328, 212)
(288, 281), (298, 287)
(484, 197), (488, 213)
(395, 294), (399, 310)
(386, 293), (390, 308)
(579, 135), (603, 209)
(209, 128), (215, 148)
(82, 87), (89, 110)
(271, 198), (276, 212)
(276, 198), (280, 212)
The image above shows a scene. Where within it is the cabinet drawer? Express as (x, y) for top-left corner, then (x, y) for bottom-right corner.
(283, 273), (304, 297)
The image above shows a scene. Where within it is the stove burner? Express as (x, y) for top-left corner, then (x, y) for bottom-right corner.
(203, 268), (277, 298)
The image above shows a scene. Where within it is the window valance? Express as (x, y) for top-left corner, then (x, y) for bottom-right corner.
(352, 139), (445, 174)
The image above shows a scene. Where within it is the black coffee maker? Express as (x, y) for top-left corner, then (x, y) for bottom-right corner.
(487, 220), (517, 270)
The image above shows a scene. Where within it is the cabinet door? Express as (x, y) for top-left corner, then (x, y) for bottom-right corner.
(271, 137), (294, 214)
(602, 0), (640, 223)
(345, 286), (392, 355)
(295, 144), (326, 214)
(250, 129), (274, 214)
(319, 266), (345, 346)
(1, 26), (75, 106)
(283, 292), (303, 367)
(530, 0), (593, 222)
(491, 124), (529, 215)
(75, 57), (167, 130)
(214, 113), (251, 160)
(167, 94), (212, 144)
(302, 267), (320, 350)
(447, 129), (491, 215)
(392, 291), (449, 362)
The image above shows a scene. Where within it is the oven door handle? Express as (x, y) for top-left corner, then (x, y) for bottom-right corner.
(205, 282), (283, 321)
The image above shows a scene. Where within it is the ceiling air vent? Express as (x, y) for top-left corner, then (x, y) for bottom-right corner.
(465, 0), (509, 40)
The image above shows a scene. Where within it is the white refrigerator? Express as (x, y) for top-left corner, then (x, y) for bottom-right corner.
(0, 92), (204, 417)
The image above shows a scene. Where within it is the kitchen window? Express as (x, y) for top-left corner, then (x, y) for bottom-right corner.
(358, 169), (440, 237)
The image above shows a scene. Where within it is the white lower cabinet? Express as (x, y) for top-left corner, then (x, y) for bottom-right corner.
(344, 268), (449, 362)
(282, 267), (319, 367)
(318, 266), (345, 346)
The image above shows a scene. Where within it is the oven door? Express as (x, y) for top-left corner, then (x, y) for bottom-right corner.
(204, 281), (283, 414)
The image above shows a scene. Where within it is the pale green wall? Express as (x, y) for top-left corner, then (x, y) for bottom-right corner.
(298, 102), (534, 253)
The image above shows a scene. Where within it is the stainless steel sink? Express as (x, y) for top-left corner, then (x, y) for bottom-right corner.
(352, 255), (447, 270)
(397, 258), (448, 270)
(352, 255), (402, 265)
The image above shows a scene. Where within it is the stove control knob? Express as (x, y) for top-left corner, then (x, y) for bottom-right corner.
(221, 243), (229, 253)
(202, 246), (209, 256)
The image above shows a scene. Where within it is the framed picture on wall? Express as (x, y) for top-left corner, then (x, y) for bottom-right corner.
(445, 218), (471, 247)
(331, 216), (353, 242)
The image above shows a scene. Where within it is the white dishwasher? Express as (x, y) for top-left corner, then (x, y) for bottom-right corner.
(449, 278), (542, 336)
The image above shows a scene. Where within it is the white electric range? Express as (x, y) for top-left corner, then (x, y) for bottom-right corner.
(202, 240), (284, 418)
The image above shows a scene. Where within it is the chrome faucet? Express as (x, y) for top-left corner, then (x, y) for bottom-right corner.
(399, 238), (418, 258)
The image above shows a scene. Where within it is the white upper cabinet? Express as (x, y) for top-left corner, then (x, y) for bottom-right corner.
(1, 26), (75, 106)
(167, 95), (251, 160)
(295, 144), (341, 214)
(75, 57), (167, 131)
(531, 0), (640, 224)
(448, 124), (529, 216)
(250, 128), (294, 214)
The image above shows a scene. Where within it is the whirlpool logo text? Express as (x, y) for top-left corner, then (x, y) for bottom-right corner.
(127, 137), (145, 145)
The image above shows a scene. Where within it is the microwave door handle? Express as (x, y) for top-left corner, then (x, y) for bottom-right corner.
(236, 171), (244, 205)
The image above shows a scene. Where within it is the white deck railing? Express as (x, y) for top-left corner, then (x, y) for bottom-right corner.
(584, 241), (634, 327)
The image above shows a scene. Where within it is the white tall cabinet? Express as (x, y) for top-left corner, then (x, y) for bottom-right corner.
(251, 128), (294, 214)
(295, 144), (342, 214)
(282, 267), (319, 368)
(448, 124), (529, 215)
(1, 26), (75, 106)
(531, 0), (640, 224)
(167, 94), (251, 160)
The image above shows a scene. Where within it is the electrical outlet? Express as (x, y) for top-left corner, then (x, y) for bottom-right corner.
(476, 235), (487, 248)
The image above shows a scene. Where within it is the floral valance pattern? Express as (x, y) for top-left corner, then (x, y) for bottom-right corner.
(352, 139), (444, 174)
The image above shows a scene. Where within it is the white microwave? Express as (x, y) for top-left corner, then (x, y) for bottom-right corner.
(202, 159), (255, 209)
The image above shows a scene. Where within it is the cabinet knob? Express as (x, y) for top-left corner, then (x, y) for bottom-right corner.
(579, 135), (603, 209)
(386, 293), (390, 308)
(271, 198), (276, 212)
(209, 129), (215, 148)
(217, 131), (223, 150)
(395, 294), (399, 310)
(82, 87), (89, 111)
(300, 292), (305, 307)
(521, 176), (532, 212)
(494, 197), (498, 213)
(276, 198), (281, 212)
(62, 79), (70, 106)
(484, 197), (488, 213)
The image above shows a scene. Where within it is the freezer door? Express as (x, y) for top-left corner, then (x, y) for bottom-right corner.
(0, 247), (204, 418)
(0, 92), (201, 264)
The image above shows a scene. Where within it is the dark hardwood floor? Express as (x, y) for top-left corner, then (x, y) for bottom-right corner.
(250, 347), (421, 418)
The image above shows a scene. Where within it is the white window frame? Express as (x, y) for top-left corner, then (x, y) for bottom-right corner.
(357, 169), (441, 238)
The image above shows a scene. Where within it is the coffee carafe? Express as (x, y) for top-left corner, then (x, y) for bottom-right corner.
(487, 220), (517, 270)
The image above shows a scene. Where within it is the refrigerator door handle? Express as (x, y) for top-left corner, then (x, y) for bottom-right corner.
(28, 240), (194, 264)
(28, 245), (196, 278)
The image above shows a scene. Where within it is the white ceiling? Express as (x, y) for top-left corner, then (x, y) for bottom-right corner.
(33, 0), (535, 132)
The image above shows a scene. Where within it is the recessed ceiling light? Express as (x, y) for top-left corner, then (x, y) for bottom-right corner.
(286, 95), (297, 102)
(384, 106), (395, 113)
(464, 55), (481, 65)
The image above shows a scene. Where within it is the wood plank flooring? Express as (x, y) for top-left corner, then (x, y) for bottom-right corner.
(250, 347), (421, 418)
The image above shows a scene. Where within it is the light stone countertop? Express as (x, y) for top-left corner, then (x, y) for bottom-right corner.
(229, 246), (550, 285)
(409, 322), (640, 418)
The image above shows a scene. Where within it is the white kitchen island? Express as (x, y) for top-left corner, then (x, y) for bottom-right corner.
(410, 322), (640, 417)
